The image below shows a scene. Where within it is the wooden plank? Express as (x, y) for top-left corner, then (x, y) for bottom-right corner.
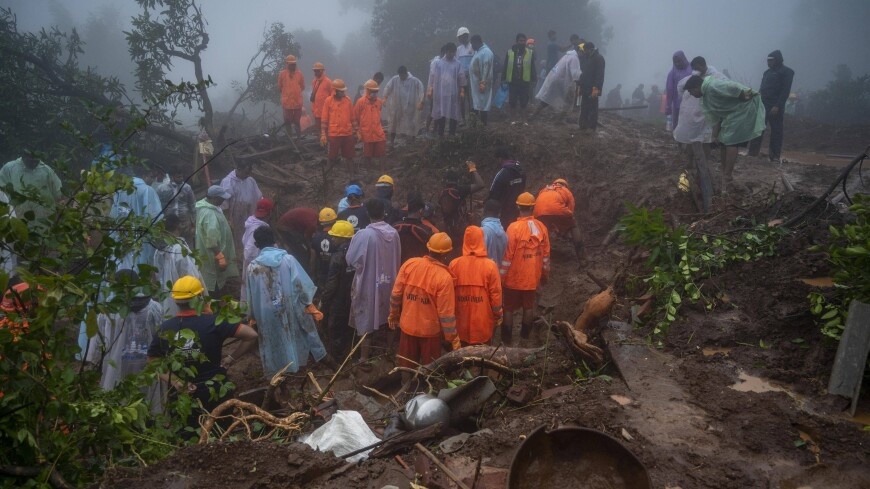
(827, 300), (870, 416)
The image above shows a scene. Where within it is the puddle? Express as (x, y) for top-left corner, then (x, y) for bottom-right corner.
(702, 347), (732, 357)
(610, 395), (632, 406)
(798, 277), (835, 287)
(729, 371), (787, 394)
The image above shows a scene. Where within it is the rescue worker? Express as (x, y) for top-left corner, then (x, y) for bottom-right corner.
(110, 167), (163, 270)
(337, 185), (370, 232)
(148, 275), (259, 432)
(153, 214), (205, 317)
(320, 220), (356, 360)
(195, 185), (239, 296)
(0, 152), (62, 232)
(456, 27), (475, 122)
(748, 50), (795, 163)
(240, 198), (274, 304)
(481, 199), (507, 265)
(382, 66), (424, 147)
(277, 54), (305, 139)
(388, 232), (458, 383)
(275, 207), (319, 274)
(374, 174), (399, 225)
(449, 226), (503, 346)
(439, 162), (486, 256)
(219, 160), (263, 256)
(246, 226), (333, 376)
(310, 207), (338, 289)
(321, 78), (356, 174)
(394, 194), (433, 264)
(500, 192), (550, 345)
(310, 61), (334, 131)
(504, 33), (538, 118)
(469, 34), (494, 125)
(346, 199), (400, 370)
(578, 42), (605, 130)
(353, 79), (387, 172)
(534, 178), (584, 264)
(488, 147), (526, 230)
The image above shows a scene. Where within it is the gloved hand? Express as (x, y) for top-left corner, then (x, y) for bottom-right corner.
(388, 313), (400, 330)
(320, 134), (328, 147)
(590, 87), (600, 98)
(478, 81), (486, 93)
(305, 303), (324, 322)
(416, 101), (424, 111)
(214, 251), (228, 271)
(451, 337), (462, 351)
(466, 160), (477, 173)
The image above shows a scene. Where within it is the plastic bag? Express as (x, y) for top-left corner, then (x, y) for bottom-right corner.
(493, 83), (509, 109)
(302, 410), (380, 462)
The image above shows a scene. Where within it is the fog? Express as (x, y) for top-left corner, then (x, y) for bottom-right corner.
(3, 0), (869, 124)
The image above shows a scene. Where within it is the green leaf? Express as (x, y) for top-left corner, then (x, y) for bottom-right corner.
(793, 439), (806, 448)
(820, 309), (839, 320)
(85, 308), (98, 339)
(671, 289), (682, 304)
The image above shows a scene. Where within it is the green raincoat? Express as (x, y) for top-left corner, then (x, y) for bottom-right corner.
(195, 199), (238, 291)
(700, 77), (766, 146)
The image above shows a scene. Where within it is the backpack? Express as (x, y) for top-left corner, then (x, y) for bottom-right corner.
(439, 187), (468, 232)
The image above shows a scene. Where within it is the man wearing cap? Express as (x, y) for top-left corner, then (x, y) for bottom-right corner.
(389, 232), (459, 383)
(469, 34), (494, 125)
(353, 80), (387, 171)
(274, 207), (319, 274)
(321, 78), (356, 174)
(374, 174), (399, 224)
(246, 226), (334, 376)
(195, 186), (239, 296)
(337, 185), (370, 232)
(500, 192), (550, 345)
(382, 66), (425, 147)
(456, 27), (475, 123)
(310, 62), (334, 131)
(278, 54), (305, 139)
(320, 220), (356, 359)
(578, 42), (605, 130)
(148, 275), (259, 430)
(534, 179), (584, 264)
(219, 160), (263, 257)
(748, 50), (795, 163)
(394, 193), (433, 264)
(240, 198), (274, 304)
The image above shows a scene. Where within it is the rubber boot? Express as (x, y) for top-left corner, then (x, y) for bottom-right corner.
(520, 322), (534, 340)
(501, 324), (513, 346)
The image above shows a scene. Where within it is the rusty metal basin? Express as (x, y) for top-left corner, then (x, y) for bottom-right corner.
(508, 425), (651, 489)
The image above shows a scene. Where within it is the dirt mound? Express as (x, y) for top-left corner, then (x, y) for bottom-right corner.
(784, 115), (870, 154)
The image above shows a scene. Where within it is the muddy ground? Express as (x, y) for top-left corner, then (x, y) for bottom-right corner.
(100, 112), (870, 488)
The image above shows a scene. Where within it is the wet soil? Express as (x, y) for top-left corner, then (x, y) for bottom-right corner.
(100, 113), (870, 488)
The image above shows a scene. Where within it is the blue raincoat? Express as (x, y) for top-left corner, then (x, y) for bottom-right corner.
(110, 176), (162, 269)
(246, 247), (326, 376)
(470, 44), (494, 111)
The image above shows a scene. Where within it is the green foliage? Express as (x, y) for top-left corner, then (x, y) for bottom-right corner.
(805, 64), (870, 125)
(808, 194), (870, 339)
(619, 205), (785, 338)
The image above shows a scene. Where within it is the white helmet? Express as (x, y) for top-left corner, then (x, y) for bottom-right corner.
(404, 394), (450, 430)
(456, 27), (470, 37)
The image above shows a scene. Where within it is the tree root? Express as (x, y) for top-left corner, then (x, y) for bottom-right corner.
(198, 399), (309, 444)
(0, 465), (73, 489)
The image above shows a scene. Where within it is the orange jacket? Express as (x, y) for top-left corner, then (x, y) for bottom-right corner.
(534, 185), (575, 217)
(311, 74), (334, 118)
(390, 256), (457, 339)
(321, 95), (354, 137)
(277, 69), (305, 109)
(500, 216), (550, 290)
(353, 96), (386, 143)
(449, 226), (503, 344)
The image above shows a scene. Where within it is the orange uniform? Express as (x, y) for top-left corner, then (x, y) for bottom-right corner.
(321, 95), (354, 137)
(500, 216), (551, 290)
(277, 69), (305, 109)
(353, 97), (386, 143)
(534, 184), (575, 217)
(449, 226), (503, 344)
(311, 74), (334, 119)
(390, 256), (457, 340)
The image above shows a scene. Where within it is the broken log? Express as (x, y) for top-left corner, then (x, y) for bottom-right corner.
(555, 321), (606, 365)
(574, 286), (616, 332)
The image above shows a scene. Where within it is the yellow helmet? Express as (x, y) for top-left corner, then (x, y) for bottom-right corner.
(332, 78), (347, 91)
(313, 62), (325, 70)
(426, 232), (453, 254)
(285, 54), (297, 64)
(364, 79), (380, 91)
(319, 207), (337, 223)
(377, 174), (394, 186)
(328, 220), (355, 238)
(171, 275), (204, 301)
(553, 178), (569, 188)
(516, 192), (536, 207)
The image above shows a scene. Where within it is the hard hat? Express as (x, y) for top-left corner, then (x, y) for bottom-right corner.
(346, 184), (363, 197)
(319, 207), (337, 223)
(1, 283), (34, 312)
(313, 62), (325, 70)
(377, 174), (394, 186)
(332, 78), (347, 91)
(404, 394), (450, 430)
(284, 55), (297, 64)
(553, 178), (569, 188)
(516, 192), (536, 206)
(171, 275), (204, 301)
(456, 27), (470, 37)
(328, 220), (355, 238)
(426, 232), (453, 254)
(364, 79), (380, 91)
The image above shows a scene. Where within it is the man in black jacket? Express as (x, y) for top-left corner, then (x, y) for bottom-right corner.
(578, 42), (605, 130)
(748, 50), (794, 162)
(488, 146), (527, 230)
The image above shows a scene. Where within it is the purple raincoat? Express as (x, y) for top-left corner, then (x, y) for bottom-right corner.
(346, 221), (401, 334)
(665, 50), (693, 128)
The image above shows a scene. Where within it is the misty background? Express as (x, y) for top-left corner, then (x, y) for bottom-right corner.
(2, 0), (869, 128)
